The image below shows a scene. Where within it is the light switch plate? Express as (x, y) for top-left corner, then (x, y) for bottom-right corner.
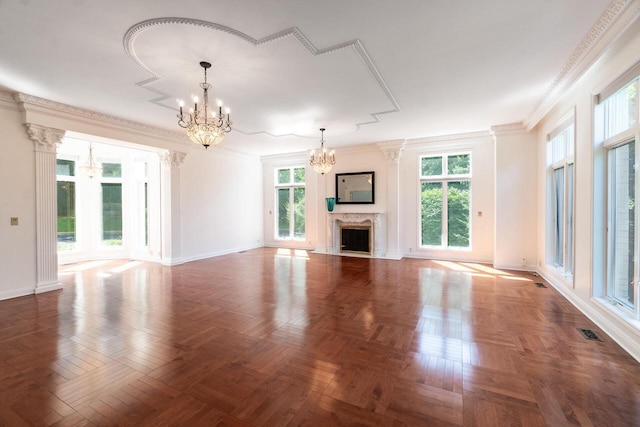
(10, 217), (18, 226)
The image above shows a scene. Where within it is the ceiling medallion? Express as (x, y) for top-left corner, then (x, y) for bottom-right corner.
(310, 128), (336, 174)
(177, 61), (232, 149)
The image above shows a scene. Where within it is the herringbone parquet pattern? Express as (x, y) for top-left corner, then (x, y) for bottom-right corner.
(0, 248), (639, 425)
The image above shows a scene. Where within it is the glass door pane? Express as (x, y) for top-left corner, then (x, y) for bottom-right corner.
(447, 181), (470, 248)
(608, 141), (636, 308)
(57, 181), (76, 251)
(567, 163), (574, 275)
(554, 167), (565, 267)
(293, 187), (305, 239)
(102, 183), (123, 246)
(421, 182), (443, 246)
(277, 188), (290, 239)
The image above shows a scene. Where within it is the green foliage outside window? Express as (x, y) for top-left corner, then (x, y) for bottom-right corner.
(420, 154), (470, 248)
(276, 167), (305, 240)
(447, 181), (470, 247)
(278, 168), (291, 184)
(102, 183), (123, 245)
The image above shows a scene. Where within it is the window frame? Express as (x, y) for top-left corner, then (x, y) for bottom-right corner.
(98, 159), (124, 248)
(56, 155), (79, 252)
(547, 120), (575, 280)
(596, 71), (640, 319)
(418, 152), (472, 249)
(274, 166), (306, 241)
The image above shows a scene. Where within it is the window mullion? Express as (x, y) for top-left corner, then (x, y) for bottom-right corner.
(289, 187), (295, 239)
(636, 133), (640, 317)
(442, 182), (448, 247)
(564, 163), (570, 275)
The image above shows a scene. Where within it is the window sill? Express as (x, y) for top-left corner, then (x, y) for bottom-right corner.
(545, 264), (573, 288)
(593, 297), (640, 331)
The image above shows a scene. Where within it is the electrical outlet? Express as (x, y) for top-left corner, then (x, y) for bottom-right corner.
(10, 217), (18, 226)
(477, 211), (483, 217)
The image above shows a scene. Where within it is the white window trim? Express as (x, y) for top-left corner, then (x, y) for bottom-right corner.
(547, 120), (576, 282)
(274, 166), (306, 241)
(596, 72), (640, 321)
(418, 152), (472, 250)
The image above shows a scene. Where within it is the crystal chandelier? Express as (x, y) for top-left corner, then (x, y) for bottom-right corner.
(79, 142), (102, 179)
(310, 128), (335, 174)
(177, 61), (232, 149)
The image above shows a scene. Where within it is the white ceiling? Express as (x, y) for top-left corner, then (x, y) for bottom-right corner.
(0, 0), (614, 155)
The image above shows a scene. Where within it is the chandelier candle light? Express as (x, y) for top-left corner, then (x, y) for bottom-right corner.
(177, 61), (232, 149)
(310, 128), (336, 174)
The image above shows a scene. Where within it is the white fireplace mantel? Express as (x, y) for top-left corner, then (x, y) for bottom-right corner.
(327, 212), (385, 258)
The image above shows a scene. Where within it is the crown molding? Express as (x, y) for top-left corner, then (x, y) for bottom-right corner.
(406, 130), (492, 146)
(0, 90), (14, 102)
(14, 92), (186, 141)
(261, 151), (309, 163)
(524, 0), (640, 131)
(123, 17), (400, 138)
(490, 122), (528, 136)
(0, 89), (20, 112)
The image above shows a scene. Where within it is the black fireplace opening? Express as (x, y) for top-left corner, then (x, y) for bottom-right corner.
(341, 227), (370, 254)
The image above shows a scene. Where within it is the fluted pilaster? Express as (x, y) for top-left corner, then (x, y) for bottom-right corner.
(25, 123), (65, 293)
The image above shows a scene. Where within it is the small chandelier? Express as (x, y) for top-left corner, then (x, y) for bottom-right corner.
(79, 142), (102, 179)
(310, 128), (335, 174)
(177, 61), (232, 149)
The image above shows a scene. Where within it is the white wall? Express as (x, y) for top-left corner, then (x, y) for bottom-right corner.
(494, 130), (538, 270)
(180, 149), (263, 261)
(0, 96), (37, 300)
(535, 18), (640, 360)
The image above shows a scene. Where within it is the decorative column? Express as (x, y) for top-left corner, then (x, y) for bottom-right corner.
(160, 150), (186, 265)
(25, 123), (65, 293)
(378, 140), (405, 260)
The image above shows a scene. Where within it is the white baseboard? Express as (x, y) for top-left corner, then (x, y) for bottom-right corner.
(493, 262), (535, 271)
(0, 286), (35, 301)
(179, 243), (264, 264)
(35, 281), (63, 294)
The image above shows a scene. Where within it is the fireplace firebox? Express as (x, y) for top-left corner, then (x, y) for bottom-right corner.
(340, 226), (371, 255)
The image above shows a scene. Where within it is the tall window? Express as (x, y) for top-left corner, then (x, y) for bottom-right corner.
(101, 162), (123, 246)
(548, 121), (575, 276)
(56, 159), (77, 251)
(420, 153), (471, 248)
(275, 167), (305, 240)
(597, 74), (639, 312)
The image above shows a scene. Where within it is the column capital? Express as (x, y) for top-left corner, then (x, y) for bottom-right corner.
(160, 150), (187, 169)
(24, 123), (65, 153)
(377, 139), (406, 163)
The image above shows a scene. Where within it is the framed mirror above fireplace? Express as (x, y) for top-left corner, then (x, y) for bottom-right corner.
(336, 171), (375, 204)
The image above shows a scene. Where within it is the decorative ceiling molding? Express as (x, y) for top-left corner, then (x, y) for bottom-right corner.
(406, 130), (493, 146)
(0, 89), (20, 112)
(123, 17), (401, 137)
(525, 0), (640, 130)
(491, 122), (527, 136)
(14, 92), (187, 141)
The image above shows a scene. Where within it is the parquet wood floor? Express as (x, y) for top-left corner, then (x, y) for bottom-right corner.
(1, 248), (639, 426)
